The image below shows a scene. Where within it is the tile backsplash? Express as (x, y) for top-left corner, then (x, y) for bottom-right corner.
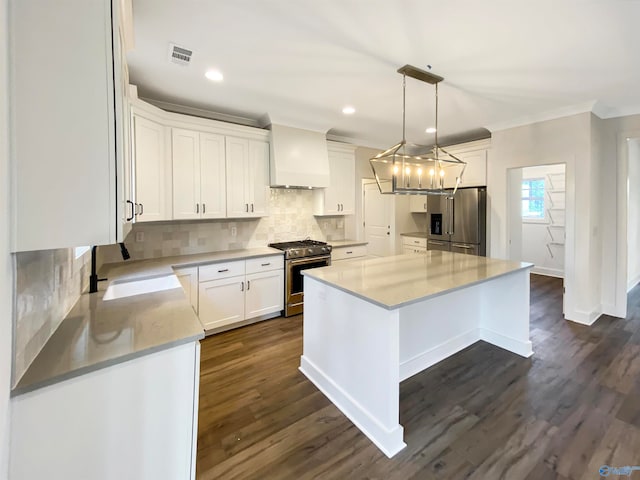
(100, 188), (346, 264)
(13, 247), (90, 383)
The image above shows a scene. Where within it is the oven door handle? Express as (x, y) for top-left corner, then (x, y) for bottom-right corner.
(288, 256), (331, 267)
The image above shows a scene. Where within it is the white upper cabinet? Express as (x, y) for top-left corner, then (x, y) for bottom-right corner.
(226, 137), (269, 218)
(441, 139), (490, 189)
(199, 133), (227, 219)
(132, 112), (170, 222)
(409, 196), (428, 213)
(172, 129), (200, 220)
(314, 142), (356, 216)
(172, 129), (226, 220)
(11, 0), (126, 251)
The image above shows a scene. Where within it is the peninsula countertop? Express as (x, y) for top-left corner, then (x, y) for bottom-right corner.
(13, 247), (284, 395)
(303, 251), (533, 310)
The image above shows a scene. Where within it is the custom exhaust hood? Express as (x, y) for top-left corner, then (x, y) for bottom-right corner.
(269, 124), (330, 189)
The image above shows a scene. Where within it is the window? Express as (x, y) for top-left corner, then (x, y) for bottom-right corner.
(522, 178), (545, 220)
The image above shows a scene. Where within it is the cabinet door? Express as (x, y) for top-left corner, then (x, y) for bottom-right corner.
(458, 150), (487, 187)
(336, 151), (355, 214)
(200, 133), (226, 219)
(174, 267), (198, 314)
(247, 140), (269, 217)
(409, 196), (427, 213)
(225, 137), (250, 217)
(198, 276), (245, 330)
(172, 128), (201, 220)
(133, 115), (168, 222)
(245, 270), (284, 319)
(323, 152), (342, 214)
(11, 0), (119, 250)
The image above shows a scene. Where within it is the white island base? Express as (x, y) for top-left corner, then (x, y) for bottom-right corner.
(300, 254), (533, 458)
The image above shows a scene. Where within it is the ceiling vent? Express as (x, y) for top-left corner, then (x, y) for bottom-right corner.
(168, 43), (192, 66)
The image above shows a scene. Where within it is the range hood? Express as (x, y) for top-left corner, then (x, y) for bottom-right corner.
(269, 124), (330, 188)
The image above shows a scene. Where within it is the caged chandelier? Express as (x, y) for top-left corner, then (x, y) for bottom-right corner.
(370, 65), (466, 196)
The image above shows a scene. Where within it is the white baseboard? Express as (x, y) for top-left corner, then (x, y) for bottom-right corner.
(479, 328), (533, 358)
(399, 329), (480, 382)
(299, 356), (406, 458)
(564, 306), (603, 326)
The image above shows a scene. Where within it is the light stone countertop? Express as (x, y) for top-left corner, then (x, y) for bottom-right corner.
(400, 232), (429, 238)
(328, 239), (368, 248)
(13, 247), (284, 396)
(303, 251), (533, 310)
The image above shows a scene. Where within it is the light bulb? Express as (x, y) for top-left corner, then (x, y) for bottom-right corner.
(393, 165), (399, 175)
(429, 168), (435, 176)
(417, 168), (423, 175)
(405, 167), (411, 175)
(440, 169), (445, 177)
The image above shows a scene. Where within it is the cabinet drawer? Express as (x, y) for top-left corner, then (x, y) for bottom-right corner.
(332, 245), (367, 261)
(245, 255), (284, 274)
(402, 237), (427, 248)
(199, 260), (245, 282)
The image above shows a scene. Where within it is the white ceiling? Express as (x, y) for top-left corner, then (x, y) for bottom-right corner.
(127, 0), (640, 149)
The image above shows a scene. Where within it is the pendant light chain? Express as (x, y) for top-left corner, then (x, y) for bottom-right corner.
(434, 82), (439, 161)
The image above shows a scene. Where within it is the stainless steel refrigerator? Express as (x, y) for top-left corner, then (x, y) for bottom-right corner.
(426, 187), (487, 256)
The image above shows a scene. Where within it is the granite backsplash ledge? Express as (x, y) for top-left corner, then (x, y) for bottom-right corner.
(100, 188), (346, 263)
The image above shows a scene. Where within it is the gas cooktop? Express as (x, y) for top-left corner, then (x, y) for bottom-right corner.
(268, 239), (331, 260)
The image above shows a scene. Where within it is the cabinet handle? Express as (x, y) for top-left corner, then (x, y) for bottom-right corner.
(241, 281), (244, 291)
(196, 203), (199, 214)
(261, 262), (271, 266)
(218, 268), (229, 273)
(139, 203), (144, 215)
(414, 240), (420, 244)
(126, 200), (135, 221)
(203, 203), (206, 214)
(245, 203), (249, 212)
(341, 204), (344, 211)
(251, 203), (254, 212)
(247, 280), (250, 290)
(346, 251), (353, 254)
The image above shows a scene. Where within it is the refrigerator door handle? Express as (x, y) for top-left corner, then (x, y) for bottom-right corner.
(447, 196), (455, 235)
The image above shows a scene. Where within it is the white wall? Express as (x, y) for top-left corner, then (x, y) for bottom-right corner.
(489, 112), (602, 324)
(0, 0), (12, 476)
(628, 138), (640, 290)
(597, 114), (640, 317)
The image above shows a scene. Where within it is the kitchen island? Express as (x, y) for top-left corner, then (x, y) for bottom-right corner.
(301, 251), (533, 458)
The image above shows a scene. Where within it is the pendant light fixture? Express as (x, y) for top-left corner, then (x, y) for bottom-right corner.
(370, 65), (466, 196)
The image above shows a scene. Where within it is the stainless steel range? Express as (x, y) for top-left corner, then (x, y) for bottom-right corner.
(268, 239), (332, 317)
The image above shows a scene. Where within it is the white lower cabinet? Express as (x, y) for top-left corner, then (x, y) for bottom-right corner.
(199, 276), (245, 330)
(197, 255), (284, 332)
(402, 236), (427, 254)
(10, 342), (200, 480)
(332, 245), (367, 261)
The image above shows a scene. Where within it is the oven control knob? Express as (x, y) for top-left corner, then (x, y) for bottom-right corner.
(291, 249), (299, 257)
(322, 247), (328, 253)
(307, 248), (313, 255)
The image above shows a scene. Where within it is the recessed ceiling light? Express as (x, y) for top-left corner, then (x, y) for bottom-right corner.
(342, 106), (356, 115)
(205, 69), (224, 82)
(425, 127), (437, 133)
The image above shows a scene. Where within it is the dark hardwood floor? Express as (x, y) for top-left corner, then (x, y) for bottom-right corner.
(196, 275), (640, 479)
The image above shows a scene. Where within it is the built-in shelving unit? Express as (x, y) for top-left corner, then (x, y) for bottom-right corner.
(545, 171), (565, 260)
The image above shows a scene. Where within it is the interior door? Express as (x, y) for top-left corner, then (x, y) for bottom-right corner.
(363, 181), (393, 256)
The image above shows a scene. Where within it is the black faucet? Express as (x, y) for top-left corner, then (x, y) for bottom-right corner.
(89, 242), (131, 293)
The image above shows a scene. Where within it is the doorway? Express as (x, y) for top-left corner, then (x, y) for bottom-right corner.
(627, 138), (640, 291)
(508, 163), (567, 279)
(363, 180), (393, 256)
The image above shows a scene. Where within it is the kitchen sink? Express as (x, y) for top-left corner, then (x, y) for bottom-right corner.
(102, 275), (182, 301)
